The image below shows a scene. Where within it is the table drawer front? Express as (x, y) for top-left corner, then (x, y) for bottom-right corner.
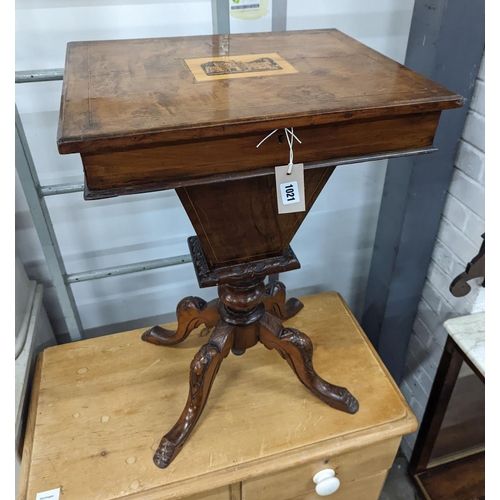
(183, 485), (234, 500)
(82, 112), (440, 193)
(242, 438), (399, 500)
(249, 470), (388, 500)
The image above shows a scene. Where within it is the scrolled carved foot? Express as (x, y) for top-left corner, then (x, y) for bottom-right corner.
(153, 437), (178, 469)
(259, 313), (359, 414)
(335, 387), (359, 414)
(142, 296), (219, 346)
(263, 281), (304, 321)
(151, 321), (234, 468)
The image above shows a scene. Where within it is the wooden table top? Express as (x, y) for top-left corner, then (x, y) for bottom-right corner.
(57, 29), (463, 155)
(19, 292), (417, 500)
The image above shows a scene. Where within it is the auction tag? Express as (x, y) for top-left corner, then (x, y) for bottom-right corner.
(275, 163), (305, 214)
(36, 488), (61, 500)
(230, 0), (260, 11)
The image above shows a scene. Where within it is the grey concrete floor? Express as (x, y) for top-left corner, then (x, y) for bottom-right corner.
(379, 452), (425, 500)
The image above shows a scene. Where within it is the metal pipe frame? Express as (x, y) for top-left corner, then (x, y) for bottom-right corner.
(16, 106), (84, 341)
(66, 255), (192, 284)
(39, 183), (84, 196)
(15, 68), (63, 84)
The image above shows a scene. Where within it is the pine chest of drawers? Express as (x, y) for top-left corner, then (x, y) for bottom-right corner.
(19, 292), (417, 500)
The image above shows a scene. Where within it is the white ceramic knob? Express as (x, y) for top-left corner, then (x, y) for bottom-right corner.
(313, 469), (340, 496)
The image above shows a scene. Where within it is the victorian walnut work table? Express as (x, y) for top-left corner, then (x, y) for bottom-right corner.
(56, 30), (463, 470)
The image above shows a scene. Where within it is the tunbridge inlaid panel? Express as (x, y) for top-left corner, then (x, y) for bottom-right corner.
(184, 53), (298, 82)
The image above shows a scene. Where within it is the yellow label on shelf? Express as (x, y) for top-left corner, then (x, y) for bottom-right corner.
(230, 0), (269, 20)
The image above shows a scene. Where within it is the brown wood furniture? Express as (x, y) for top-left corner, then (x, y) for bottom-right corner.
(450, 233), (485, 297)
(409, 332), (485, 500)
(56, 29), (463, 469)
(18, 292), (418, 500)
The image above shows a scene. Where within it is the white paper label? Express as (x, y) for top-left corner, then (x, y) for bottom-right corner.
(230, 0), (260, 11)
(280, 180), (300, 205)
(36, 488), (61, 500)
(275, 163), (306, 214)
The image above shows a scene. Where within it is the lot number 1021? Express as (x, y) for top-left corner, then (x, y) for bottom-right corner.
(280, 181), (300, 205)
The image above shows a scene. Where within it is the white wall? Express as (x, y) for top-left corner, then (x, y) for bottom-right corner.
(399, 53), (485, 459)
(15, 0), (415, 340)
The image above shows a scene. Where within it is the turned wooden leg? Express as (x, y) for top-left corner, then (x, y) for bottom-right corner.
(142, 297), (219, 346)
(153, 320), (234, 468)
(258, 312), (359, 414)
(263, 281), (304, 320)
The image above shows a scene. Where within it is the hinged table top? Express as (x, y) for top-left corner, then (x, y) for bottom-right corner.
(57, 29), (463, 155)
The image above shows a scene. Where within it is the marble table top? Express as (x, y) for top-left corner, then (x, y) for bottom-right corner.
(444, 312), (485, 377)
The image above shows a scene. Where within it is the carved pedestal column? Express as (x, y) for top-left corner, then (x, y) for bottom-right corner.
(143, 239), (359, 469)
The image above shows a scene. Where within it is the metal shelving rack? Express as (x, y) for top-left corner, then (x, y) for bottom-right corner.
(15, 99), (193, 342)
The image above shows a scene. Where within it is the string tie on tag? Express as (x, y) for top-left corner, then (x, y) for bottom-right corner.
(256, 127), (302, 175)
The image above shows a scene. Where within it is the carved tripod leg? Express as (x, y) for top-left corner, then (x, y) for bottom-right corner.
(142, 297), (219, 346)
(153, 320), (234, 468)
(259, 312), (359, 414)
(263, 281), (304, 320)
